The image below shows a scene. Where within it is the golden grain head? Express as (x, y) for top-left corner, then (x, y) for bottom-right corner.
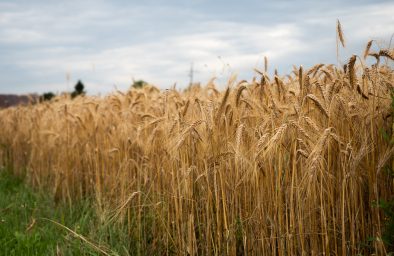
(336, 19), (346, 48)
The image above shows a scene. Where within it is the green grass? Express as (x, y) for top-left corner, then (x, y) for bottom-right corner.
(0, 168), (131, 256)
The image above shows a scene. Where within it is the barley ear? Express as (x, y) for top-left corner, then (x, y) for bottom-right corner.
(336, 19), (345, 48)
(299, 66), (303, 93)
(306, 94), (329, 117)
(348, 55), (357, 88)
(379, 49), (394, 61)
(235, 85), (247, 107)
(216, 87), (230, 123)
(363, 40), (373, 60)
(264, 56), (268, 73)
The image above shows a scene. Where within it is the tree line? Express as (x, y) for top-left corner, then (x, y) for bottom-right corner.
(40, 80), (147, 102)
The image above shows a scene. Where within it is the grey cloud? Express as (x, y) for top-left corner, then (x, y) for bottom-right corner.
(0, 0), (393, 94)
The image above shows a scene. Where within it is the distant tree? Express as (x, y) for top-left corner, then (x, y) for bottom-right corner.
(71, 80), (86, 98)
(40, 92), (55, 102)
(132, 80), (147, 89)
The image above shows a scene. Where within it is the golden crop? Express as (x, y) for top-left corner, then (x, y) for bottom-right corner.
(1, 47), (393, 255)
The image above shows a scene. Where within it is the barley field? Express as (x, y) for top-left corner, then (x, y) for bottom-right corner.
(0, 45), (394, 255)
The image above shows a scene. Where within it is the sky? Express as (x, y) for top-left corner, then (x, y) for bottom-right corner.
(0, 0), (393, 95)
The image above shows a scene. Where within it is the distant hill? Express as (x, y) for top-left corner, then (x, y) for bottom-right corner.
(0, 94), (38, 108)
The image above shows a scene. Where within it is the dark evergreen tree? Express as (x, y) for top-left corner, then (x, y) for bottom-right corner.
(71, 80), (86, 98)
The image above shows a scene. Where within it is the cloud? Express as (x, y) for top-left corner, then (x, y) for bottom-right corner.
(11, 20), (305, 93)
(301, 2), (394, 39)
(0, 0), (393, 94)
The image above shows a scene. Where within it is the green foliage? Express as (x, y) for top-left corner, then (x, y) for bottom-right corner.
(373, 88), (394, 253)
(40, 92), (55, 102)
(132, 80), (147, 89)
(391, 88), (394, 113)
(235, 216), (245, 256)
(0, 169), (131, 255)
(376, 199), (394, 250)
